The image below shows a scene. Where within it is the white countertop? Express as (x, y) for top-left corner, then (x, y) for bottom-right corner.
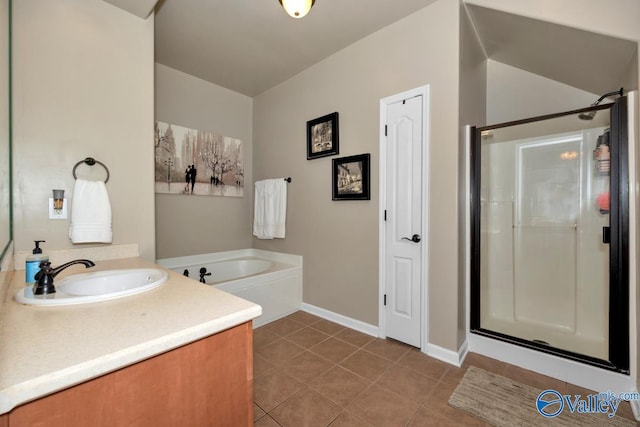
(0, 257), (262, 414)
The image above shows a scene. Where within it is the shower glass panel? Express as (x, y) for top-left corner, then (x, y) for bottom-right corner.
(471, 100), (628, 371)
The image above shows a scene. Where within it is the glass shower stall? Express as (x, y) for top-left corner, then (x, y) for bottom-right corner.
(470, 97), (629, 373)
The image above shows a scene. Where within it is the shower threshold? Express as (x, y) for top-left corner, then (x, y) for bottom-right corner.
(482, 316), (608, 361)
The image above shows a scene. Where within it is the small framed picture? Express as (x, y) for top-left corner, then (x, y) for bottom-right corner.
(332, 154), (370, 201)
(307, 112), (339, 160)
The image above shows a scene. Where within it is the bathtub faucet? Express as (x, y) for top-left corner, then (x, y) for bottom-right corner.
(199, 267), (211, 284)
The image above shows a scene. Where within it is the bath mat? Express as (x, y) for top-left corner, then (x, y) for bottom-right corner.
(448, 366), (636, 426)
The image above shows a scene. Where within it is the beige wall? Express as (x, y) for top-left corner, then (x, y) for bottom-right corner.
(0, 0), (9, 263)
(458, 3), (486, 346)
(12, 0), (155, 260)
(253, 0), (461, 350)
(465, 0), (640, 43)
(486, 60), (599, 124)
(154, 64), (253, 259)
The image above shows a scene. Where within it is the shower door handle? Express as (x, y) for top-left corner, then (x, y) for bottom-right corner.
(602, 226), (610, 244)
(402, 234), (421, 243)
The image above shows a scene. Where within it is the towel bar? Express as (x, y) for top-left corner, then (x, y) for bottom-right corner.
(72, 157), (110, 183)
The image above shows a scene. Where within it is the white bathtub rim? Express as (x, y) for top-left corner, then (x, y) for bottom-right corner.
(157, 250), (302, 291)
(156, 249), (302, 270)
(162, 258), (298, 285)
(182, 259), (274, 284)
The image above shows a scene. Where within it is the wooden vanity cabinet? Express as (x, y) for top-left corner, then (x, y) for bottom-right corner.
(1, 321), (253, 427)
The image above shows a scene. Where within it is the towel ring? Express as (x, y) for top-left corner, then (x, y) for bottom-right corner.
(72, 157), (110, 183)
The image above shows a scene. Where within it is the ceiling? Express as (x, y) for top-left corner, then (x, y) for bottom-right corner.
(149, 0), (637, 99)
(154, 0), (438, 97)
(465, 4), (638, 97)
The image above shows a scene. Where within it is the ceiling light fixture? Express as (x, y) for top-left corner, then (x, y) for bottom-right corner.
(279, 0), (315, 18)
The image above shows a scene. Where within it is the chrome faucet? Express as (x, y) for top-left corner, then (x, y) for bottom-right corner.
(33, 259), (96, 295)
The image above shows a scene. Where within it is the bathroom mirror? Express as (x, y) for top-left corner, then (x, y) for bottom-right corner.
(0, 0), (12, 270)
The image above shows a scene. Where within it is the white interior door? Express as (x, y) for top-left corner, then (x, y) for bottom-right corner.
(383, 95), (423, 347)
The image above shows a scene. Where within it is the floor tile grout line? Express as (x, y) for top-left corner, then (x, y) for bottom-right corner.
(257, 340), (399, 424)
(371, 353), (436, 406)
(265, 384), (312, 423)
(342, 368), (426, 426)
(281, 328), (334, 349)
(342, 379), (379, 418)
(403, 403), (424, 427)
(359, 345), (413, 364)
(261, 330), (364, 366)
(263, 414), (283, 426)
(328, 409), (372, 427)
(256, 341), (449, 419)
(256, 364), (443, 419)
(255, 313), (487, 426)
(308, 323), (347, 336)
(307, 344), (362, 366)
(257, 312), (640, 425)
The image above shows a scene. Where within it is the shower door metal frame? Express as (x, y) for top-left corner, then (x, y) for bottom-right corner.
(470, 98), (629, 374)
(608, 97), (629, 372)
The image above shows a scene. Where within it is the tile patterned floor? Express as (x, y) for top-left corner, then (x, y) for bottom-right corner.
(253, 311), (638, 426)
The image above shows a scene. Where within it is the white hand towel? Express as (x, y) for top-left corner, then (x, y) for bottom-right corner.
(253, 179), (287, 239)
(69, 179), (113, 243)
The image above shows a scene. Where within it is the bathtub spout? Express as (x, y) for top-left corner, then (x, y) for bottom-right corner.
(199, 267), (212, 284)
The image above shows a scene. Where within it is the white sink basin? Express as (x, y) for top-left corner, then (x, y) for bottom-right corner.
(14, 268), (169, 306)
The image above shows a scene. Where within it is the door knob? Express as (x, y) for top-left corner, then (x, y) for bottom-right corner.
(402, 234), (421, 243)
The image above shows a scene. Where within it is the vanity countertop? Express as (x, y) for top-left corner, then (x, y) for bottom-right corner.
(0, 257), (262, 414)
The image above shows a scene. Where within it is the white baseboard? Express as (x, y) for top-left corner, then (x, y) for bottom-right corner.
(458, 339), (469, 365)
(630, 398), (640, 421)
(426, 340), (467, 367)
(301, 302), (469, 369)
(301, 303), (379, 337)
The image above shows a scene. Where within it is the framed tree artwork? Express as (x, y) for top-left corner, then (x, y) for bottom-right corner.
(154, 121), (244, 197)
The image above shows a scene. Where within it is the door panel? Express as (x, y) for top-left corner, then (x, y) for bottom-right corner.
(385, 96), (422, 347)
(391, 257), (412, 315)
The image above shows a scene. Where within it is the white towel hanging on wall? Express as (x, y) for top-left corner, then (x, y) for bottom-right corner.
(253, 178), (287, 239)
(69, 179), (113, 243)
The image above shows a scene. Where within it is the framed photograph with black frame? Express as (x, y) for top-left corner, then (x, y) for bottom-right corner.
(307, 112), (339, 160)
(332, 153), (370, 200)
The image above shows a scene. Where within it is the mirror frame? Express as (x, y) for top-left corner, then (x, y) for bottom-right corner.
(0, 0), (12, 270)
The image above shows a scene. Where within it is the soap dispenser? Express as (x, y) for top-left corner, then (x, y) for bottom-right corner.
(25, 240), (48, 284)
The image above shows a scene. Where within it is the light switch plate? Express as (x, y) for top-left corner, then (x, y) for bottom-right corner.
(49, 197), (68, 220)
